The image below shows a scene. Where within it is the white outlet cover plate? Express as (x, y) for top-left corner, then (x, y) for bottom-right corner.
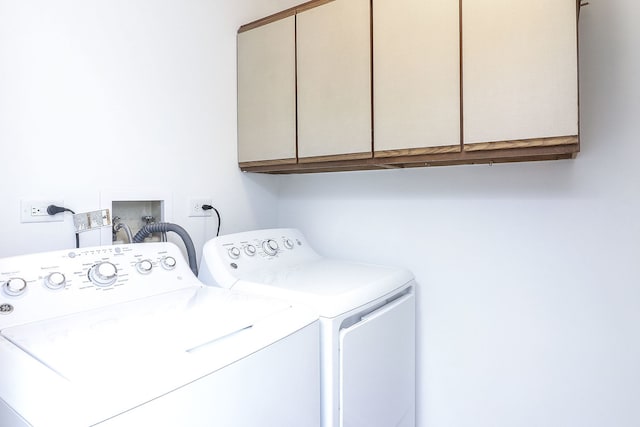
(20, 200), (65, 223)
(189, 198), (213, 217)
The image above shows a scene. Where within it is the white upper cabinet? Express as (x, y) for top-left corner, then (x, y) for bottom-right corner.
(237, 16), (296, 165)
(237, 0), (580, 173)
(296, 0), (372, 161)
(462, 0), (579, 146)
(373, 0), (461, 155)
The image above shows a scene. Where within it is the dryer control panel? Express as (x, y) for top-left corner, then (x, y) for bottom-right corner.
(0, 242), (199, 329)
(198, 228), (322, 289)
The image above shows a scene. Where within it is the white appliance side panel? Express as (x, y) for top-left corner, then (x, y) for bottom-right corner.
(340, 293), (415, 427)
(0, 398), (28, 427)
(97, 321), (321, 427)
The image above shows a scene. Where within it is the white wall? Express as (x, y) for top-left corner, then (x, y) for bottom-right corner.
(3, 1), (638, 426)
(277, 1), (640, 426)
(0, 0), (295, 259)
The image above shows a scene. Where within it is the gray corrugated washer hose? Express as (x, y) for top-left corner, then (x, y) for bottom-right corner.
(132, 222), (198, 275)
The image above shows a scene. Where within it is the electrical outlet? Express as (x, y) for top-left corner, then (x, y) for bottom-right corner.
(20, 200), (65, 223)
(189, 198), (213, 217)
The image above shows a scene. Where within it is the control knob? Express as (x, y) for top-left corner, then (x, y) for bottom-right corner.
(228, 247), (241, 259)
(3, 278), (27, 296)
(136, 259), (153, 274)
(89, 262), (118, 287)
(244, 244), (257, 256)
(45, 272), (66, 290)
(283, 238), (294, 249)
(262, 239), (279, 256)
(161, 256), (177, 270)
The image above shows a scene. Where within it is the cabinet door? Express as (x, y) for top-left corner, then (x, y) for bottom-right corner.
(463, 0), (579, 147)
(297, 0), (371, 161)
(237, 16), (296, 165)
(373, 0), (460, 156)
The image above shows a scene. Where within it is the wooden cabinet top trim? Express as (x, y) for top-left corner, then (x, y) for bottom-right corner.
(239, 0), (335, 33)
(239, 158), (297, 168)
(240, 137), (579, 174)
(299, 151), (371, 164)
(375, 145), (462, 158)
(464, 135), (579, 152)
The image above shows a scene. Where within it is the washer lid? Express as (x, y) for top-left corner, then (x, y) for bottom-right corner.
(235, 259), (414, 318)
(1, 286), (292, 382)
(0, 286), (316, 427)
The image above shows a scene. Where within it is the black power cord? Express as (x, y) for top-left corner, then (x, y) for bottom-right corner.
(201, 204), (221, 236)
(47, 204), (80, 248)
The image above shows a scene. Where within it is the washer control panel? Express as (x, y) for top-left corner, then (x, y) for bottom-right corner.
(199, 228), (322, 289)
(0, 242), (198, 329)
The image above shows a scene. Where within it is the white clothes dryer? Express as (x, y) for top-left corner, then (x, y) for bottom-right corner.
(199, 228), (416, 427)
(0, 242), (320, 427)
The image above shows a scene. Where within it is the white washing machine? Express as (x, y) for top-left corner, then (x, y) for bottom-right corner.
(0, 242), (320, 427)
(199, 228), (416, 427)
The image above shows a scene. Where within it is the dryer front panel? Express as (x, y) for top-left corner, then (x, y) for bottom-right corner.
(339, 292), (416, 427)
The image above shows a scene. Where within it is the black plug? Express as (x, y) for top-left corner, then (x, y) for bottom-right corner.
(46, 204), (79, 249)
(47, 205), (67, 215)
(201, 204), (221, 237)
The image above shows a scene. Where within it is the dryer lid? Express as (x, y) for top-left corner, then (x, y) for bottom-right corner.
(236, 259), (414, 318)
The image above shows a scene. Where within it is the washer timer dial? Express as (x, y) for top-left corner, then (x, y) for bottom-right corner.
(89, 262), (118, 287)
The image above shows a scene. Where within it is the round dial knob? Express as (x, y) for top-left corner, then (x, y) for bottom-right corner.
(89, 262), (118, 287)
(4, 278), (27, 296)
(262, 239), (279, 256)
(244, 244), (257, 256)
(161, 256), (177, 270)
(45, 272), (66, 290)
(136, 259), (153, 274)
(283, 238), (294, 250)
(228, 247), (241, 259)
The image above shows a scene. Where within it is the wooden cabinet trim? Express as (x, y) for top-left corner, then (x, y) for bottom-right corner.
(241, 143), (579, 174)
(298, 152), (371, 164)
(239, 158), (298, 168)
(239, 0), (335, 33)
(464, 135), (579, 152)
(375, 145), (461, 158)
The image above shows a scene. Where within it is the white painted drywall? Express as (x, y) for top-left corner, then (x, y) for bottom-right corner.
(0, 0), (294, 259)
(3, 1), (638, 426)
(277, 1), (640, 426)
